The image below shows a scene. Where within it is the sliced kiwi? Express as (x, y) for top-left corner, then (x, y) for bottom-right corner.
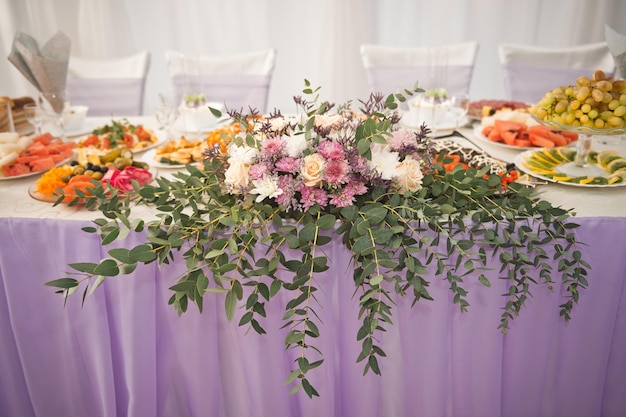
(607, 158), (626, 173)
(596, 150), (621, 167)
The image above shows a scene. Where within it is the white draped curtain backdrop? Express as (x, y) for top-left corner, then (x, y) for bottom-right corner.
(1, 0), (625, 114)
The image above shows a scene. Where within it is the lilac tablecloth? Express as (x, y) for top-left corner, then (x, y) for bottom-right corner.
(1, 216), (625, 417)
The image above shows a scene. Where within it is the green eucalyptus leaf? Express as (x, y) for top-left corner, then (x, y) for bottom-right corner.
(45, 278), (78, 288)
(129, 245), (157, 262)
(68, 262), (97, 274)
(93, 259), (119, 276)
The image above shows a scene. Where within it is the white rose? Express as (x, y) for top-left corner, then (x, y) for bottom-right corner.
(224, 160), (250, 192)
(250, 176), (283, 202)
(301, 153), (326, 187)
(395, 156), (423, 193)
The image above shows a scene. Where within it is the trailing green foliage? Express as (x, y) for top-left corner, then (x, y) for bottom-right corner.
(47, 82), (589, 398)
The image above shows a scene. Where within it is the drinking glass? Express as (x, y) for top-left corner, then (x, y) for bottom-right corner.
(448, 94), (470, 129)
(39, 90), (68, 139)
(23, 103), (45, 135)
(155, 94), (178, 139)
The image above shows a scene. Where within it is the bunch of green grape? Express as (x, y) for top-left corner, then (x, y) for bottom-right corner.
(530, 70), (626, 130)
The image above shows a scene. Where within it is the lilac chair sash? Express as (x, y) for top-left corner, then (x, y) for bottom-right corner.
(66, 77), (147, 117)
(501, 63), (615, 104)
(171, 74), (272, 113)
(365, 65), (474, 96)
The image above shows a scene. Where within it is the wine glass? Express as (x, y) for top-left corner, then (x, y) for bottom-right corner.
(155, 94), (178, 139)
(448, 94), (470, 129)
(39, 90), (68, 139)
(23, 103), (45, 135)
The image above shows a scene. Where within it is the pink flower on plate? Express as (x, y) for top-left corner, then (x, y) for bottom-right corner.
(102, 166), (153, 192)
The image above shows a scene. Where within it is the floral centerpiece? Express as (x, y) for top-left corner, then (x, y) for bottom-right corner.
(47, 81), (589, 398)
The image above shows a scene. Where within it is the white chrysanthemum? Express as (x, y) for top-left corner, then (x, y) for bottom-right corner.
(369, 144), (400, 180)
(283, 133), (308, 157)
(250, 176), (283, 202)
(228, 143), (258, 165)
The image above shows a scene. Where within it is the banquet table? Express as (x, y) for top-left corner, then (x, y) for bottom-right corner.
(1, 117), (626, 417)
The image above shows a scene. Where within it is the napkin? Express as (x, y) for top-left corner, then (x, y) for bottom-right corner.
(7, 31), (71, 113)
(605, 24), (626, 79)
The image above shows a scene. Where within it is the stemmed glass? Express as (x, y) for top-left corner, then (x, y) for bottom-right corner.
(155, 94), (178, 140)
(23, 103), (45, 135)
(448, 94), (470, 129)
(39, 90), (68, 139)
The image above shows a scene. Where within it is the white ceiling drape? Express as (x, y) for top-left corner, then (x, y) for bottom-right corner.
(1, 0), (625, 114)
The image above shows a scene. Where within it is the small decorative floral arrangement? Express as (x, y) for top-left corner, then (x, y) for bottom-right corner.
(47, 81), (589, 398)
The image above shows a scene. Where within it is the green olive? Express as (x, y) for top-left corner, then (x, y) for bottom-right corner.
(91, 171), (103, 180)
(84, 169), (94, 176)
(73, 166), (85, 175)
(60, 174), (71, 183)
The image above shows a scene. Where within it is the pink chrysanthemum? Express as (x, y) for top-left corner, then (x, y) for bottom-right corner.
(324, 159), (350, 185)
(388, 128), (417, 151)
(249, 163), (269, 180)
(345, 180), (368, 196)
(275, 156), (300, 173)
(260, 137), (285, 159)
(318, 140), (346, 161)
(276, 175), (299, 209)
(299, 186), (328, 211)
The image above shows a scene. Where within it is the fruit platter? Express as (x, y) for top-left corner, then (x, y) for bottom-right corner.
(76, 119), (161, 155)
(529, 69), (626, 168)
(0, 132), (75, 179)
(514, 147), (626, 187)
(30, 148), (154, 204)
(476, 110), (579, 149)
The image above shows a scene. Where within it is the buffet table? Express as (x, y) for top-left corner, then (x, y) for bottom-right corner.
(1, 118), (625, 417)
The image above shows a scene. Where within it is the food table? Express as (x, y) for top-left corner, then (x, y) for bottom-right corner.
(1, 117), (626, 417)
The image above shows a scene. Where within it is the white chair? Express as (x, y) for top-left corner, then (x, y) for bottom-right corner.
(498, 42), (616, 103)
(360, 42), (479, 97)
(164, 48), (276, 113)
(66, 51), (151, 116)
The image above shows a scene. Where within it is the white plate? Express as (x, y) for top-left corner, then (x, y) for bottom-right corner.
(400, 112), (467, 138)
(172, 118), (225, 134)
(64, 119), (102, 138)
(513, 149), (626, 188)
